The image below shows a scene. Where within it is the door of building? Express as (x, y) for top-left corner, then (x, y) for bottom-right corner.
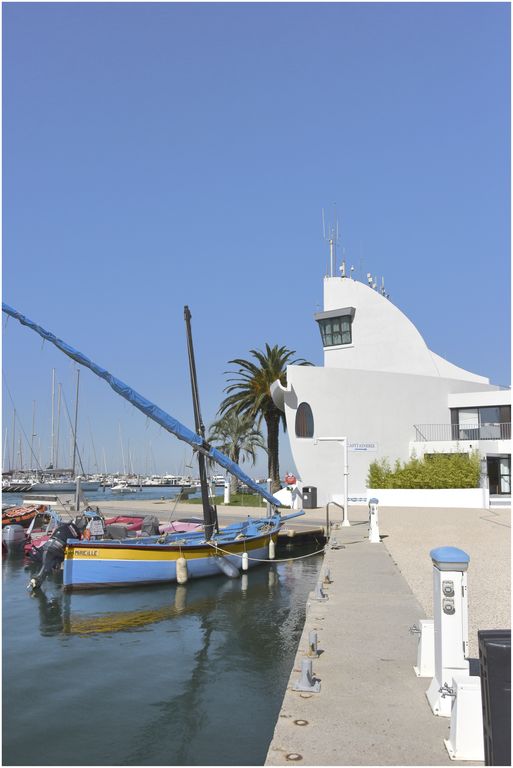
(487, 456), (511, 495)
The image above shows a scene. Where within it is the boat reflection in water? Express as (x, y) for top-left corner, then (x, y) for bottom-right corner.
(30, 565), (283, 638)
(5, 546), (321, 766)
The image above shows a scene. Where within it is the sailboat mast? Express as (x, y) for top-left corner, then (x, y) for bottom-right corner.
(72, 368), (80, 477)
(30, 400), (36, 472)
(51, 368), (55, 468)
(183, 305), (218, 539)
(55, 384), (62, 470)
(11, 408), (16, 472)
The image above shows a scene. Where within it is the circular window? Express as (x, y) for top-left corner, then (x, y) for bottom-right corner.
(295, 402), (314, 438)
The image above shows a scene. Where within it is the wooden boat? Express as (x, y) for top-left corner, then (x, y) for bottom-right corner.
(3, 302), (304, 591)
(2, 504), (48, 528)
(61, 509), (298, 590)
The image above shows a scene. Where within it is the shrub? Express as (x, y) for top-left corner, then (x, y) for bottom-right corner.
(367, 451), (481, 489)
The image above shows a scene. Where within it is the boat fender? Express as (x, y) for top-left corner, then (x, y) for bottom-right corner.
(176, 556), (188, 584)
(215, 556), (240, 579)
(2, 524), (26, 546)
(242, 552), (249, 571)
(269, 539), (275, 560)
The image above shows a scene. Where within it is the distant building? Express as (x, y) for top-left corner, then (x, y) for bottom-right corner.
(272, 270), (510, 506)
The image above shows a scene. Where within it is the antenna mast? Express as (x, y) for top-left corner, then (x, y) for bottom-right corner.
(322, 204), (340, 277)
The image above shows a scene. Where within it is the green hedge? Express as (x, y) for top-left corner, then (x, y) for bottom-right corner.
(367, 451), (481, 489)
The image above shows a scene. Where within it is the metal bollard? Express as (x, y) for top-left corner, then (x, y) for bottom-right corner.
(312, 582), (328, 601)
(223, 481), (230, 504)
(292, 658), (321, 692)
(368, 497), (380, 543)
(426, 547), (470, 717)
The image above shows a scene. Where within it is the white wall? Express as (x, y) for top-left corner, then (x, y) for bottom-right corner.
(322, 278), (489, 383)
(283, 365), (497, 506)
(366, 488), (489, 509)
(448, 390), (511, 408)
(273, 275), (505, 508)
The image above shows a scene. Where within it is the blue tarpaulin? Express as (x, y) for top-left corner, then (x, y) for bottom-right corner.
(2, 303), (281, 506)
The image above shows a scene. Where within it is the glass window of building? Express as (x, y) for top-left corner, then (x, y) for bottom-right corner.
(317, 316), (352, 347)
(295, 402), (314, 438)
(314, 307), (355, 349)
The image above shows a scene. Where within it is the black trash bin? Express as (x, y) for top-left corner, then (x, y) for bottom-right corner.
(302, 486), (317, 509)
(478, 629), (511, 766)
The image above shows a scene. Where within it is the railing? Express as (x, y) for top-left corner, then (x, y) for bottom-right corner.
(325, 501), (345, 537)
(413, 423), (511, 442)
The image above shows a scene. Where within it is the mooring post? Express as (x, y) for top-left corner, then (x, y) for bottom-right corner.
(292, 658), (321, 693)
(308, 630), (319, 657)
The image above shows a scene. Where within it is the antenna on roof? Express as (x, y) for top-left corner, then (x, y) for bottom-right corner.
(339, 247), (346, 278)
(322, 203), (340, 277)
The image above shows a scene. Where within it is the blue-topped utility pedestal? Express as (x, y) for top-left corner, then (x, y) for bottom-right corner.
(426, 546), (470, 718)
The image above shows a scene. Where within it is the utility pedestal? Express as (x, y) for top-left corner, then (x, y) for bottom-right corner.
(426, 546), (470, 717)
(368, 497), (380, 543)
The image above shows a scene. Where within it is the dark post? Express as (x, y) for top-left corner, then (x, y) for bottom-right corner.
(184, 306), (218, 539)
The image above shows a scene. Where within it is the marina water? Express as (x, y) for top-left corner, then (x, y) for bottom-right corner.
(3, 531), (322, 765)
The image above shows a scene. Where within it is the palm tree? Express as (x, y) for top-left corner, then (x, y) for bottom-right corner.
(207, 411), (266, 495)
(218, 344), (311, 492)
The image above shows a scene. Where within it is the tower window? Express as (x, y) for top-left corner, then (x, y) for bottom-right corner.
(314, 307), (355, 348)
(295, 402), (314, 438)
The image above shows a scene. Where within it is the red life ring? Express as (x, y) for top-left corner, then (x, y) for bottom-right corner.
(284, 473), (296, 485)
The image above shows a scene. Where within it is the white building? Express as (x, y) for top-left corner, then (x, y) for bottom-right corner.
(271, 270), (510, 507)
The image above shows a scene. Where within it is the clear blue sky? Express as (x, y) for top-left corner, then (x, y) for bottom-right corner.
(3, 2), (510, 478)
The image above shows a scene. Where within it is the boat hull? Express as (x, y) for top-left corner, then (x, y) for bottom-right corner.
(63, 531), (279, 590)
(30, 481), (100, 492)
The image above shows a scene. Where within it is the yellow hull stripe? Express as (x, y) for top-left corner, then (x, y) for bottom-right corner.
(66, 535), (276, 561)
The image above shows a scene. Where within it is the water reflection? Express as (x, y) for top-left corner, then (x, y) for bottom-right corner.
(4, 545), (322, 766)
(29, 566), (284, 638)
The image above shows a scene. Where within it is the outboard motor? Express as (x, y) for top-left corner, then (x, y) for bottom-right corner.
(140, 515), (160, 536)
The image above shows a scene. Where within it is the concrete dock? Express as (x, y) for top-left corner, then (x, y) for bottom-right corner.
(263, 503), (509, 766)
(75, 494), (510, 765)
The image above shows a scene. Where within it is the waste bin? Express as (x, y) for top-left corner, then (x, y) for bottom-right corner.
(478, 629), (511, 766)
(302, 486), (317, 509)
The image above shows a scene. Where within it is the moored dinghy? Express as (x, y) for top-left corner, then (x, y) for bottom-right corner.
(3, 302), (304, 590)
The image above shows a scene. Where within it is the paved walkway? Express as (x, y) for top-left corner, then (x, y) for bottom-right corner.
(265, 516), (478, 766)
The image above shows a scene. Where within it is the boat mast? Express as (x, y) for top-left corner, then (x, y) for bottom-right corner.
(30, 400), (36, 472)
(183, 305), (219, 539)
(51, 368), (55, 468)
(55, 383), (62, 470)
(71, 368), (80, 477)
(11, 407), (16, 472)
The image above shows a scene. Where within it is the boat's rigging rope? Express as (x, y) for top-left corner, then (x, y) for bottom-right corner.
(205, 540), (327, 563)
(2, 371), (43, 471)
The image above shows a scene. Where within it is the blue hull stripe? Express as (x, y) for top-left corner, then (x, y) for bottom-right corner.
(63, 543), (272, 589)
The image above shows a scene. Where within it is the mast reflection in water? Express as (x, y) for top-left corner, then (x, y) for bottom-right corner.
(3, 547), (321, 766)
